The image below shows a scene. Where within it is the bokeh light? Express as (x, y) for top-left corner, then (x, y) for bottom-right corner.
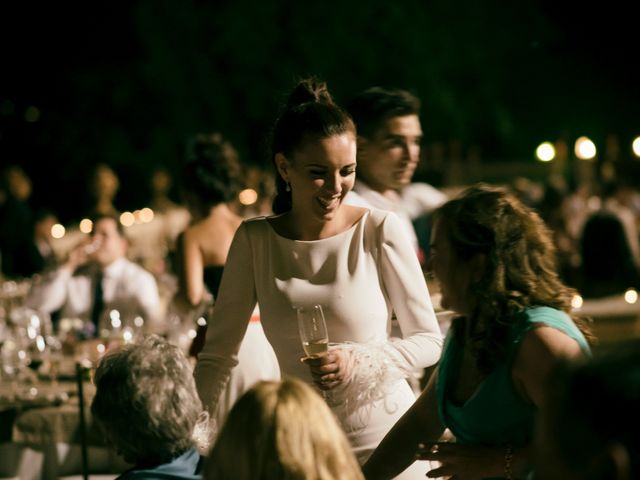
(535, 142), (555, 162)
(574, 136), (596, 160)
(120, 211), (135, 227)
(139, 207), (154, 223)
(79, 218), (93, 234)
(51, 223), (66, 239)
(571, 294), (583, 310)
(632, 137), (640, 158)
(239, 188), (258, 206)
(624, 288), (638, 304)
(24, 106), (40, 122)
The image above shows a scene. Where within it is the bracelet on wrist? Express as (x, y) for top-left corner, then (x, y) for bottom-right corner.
(504, 444), (514, 479)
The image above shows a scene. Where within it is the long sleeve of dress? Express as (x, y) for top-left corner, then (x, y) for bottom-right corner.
(377, 211), (443, 368)
(337, 211), (443, 405)
(193, 223), (258, 413)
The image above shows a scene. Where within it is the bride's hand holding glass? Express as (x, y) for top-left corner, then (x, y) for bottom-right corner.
(304, 348), (351, 391)
(297, 305), (350, 390)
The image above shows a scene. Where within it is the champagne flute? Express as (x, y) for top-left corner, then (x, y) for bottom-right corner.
(296, 305), (329, 358)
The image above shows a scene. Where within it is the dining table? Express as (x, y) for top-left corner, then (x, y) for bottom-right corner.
(0, 357), (130, 480)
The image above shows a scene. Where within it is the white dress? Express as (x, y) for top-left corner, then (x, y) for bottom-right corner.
(194, 208), (443, 479)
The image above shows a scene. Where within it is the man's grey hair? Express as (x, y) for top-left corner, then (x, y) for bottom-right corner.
(91, 335), (202, 465)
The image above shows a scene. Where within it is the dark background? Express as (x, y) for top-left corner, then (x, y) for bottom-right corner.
(1, 0), (638, 222)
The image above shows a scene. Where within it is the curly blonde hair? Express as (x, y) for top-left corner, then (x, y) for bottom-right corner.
(205, 378), (364, 480)
(435, 183), (593, 373)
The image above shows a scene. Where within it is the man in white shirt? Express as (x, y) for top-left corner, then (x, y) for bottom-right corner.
(27, 214), (161, 336)
(345, 87), (447, 264)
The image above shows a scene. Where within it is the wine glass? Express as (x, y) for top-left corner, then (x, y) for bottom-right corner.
(296, 305), (329, 358)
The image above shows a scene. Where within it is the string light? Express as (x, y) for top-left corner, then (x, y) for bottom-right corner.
(79, 218), (93, 234)
(51, 223), (66, 239)
(624, 288), (638, 304)
(535, 142), (555, 162)
(571, 294), (583, 310)
(239, 188), (258, 206)
(574, 136), (596, 160)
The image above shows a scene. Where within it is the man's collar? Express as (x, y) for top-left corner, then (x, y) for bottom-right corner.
(353, 180), (402, 208)
(102, 257), (127, 277)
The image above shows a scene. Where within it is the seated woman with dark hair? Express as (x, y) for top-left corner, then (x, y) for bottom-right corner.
(205, 378), (364, 480)
(91, 335), (206, 479)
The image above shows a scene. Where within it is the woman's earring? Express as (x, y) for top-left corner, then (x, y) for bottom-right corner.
(285, 182), (291, 192)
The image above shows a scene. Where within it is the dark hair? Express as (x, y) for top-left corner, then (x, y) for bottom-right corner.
(182, 132), (243, 214)
(346, 87), (420, 139)
(270, 78), (355, 214)
(90, 213), (125, 237)
(580, 212), (639, 298)
(33, 208), (57, 224)
(435, 183), (593, 373)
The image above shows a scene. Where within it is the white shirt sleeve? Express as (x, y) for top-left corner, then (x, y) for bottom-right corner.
(193, 222), (258, 413)
(26, 267), (74, 314)
(135, 269), (162, 333)
(401, 182), (448, 219)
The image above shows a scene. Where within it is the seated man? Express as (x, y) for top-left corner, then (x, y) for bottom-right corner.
(92, 335), (206, 479)
(27, 214), (161, 336)
(345, 87), (447, 263)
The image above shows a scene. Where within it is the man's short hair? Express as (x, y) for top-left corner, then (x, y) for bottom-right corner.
(347, 87), (421, 139)
(90, 213), (125, 237)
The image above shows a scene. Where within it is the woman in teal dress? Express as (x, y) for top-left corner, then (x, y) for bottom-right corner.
(363, 184), (593, 479)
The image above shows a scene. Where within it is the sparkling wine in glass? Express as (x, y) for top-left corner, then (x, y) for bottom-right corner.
(296, 305), (328, 358)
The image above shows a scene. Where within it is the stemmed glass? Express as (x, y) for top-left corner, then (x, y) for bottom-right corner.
(296, 305), (329, 358)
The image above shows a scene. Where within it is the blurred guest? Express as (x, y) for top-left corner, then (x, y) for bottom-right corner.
(88, 163), (120, 218)
(0, 165), (34, 277)
(92, 335), (205, 479)
(150, 167), (180, 214)
(194, 79), (442, 479)
(26, 214), (161, 336)
(601, 180), (640, 268)
(176, 133), (244, 317)
(510, 177), (543, 209)
(175, 132), (279, 426)
(205, 378), (364, 480)
(563, 180), (596, 245)
(579, 211), (640, 298)
(534, 343), (640, 479)
(537, 178), (579, 285)
(18, 208), (60, 277)
(345, 87), (447, 262)
(363, 184), (592, 479)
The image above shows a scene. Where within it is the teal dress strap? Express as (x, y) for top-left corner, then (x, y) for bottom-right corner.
(436, 306), (591, 449)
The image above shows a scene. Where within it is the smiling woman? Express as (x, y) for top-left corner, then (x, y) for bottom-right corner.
(194, 78), (442, 479)
(273, 133), (358, 238)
